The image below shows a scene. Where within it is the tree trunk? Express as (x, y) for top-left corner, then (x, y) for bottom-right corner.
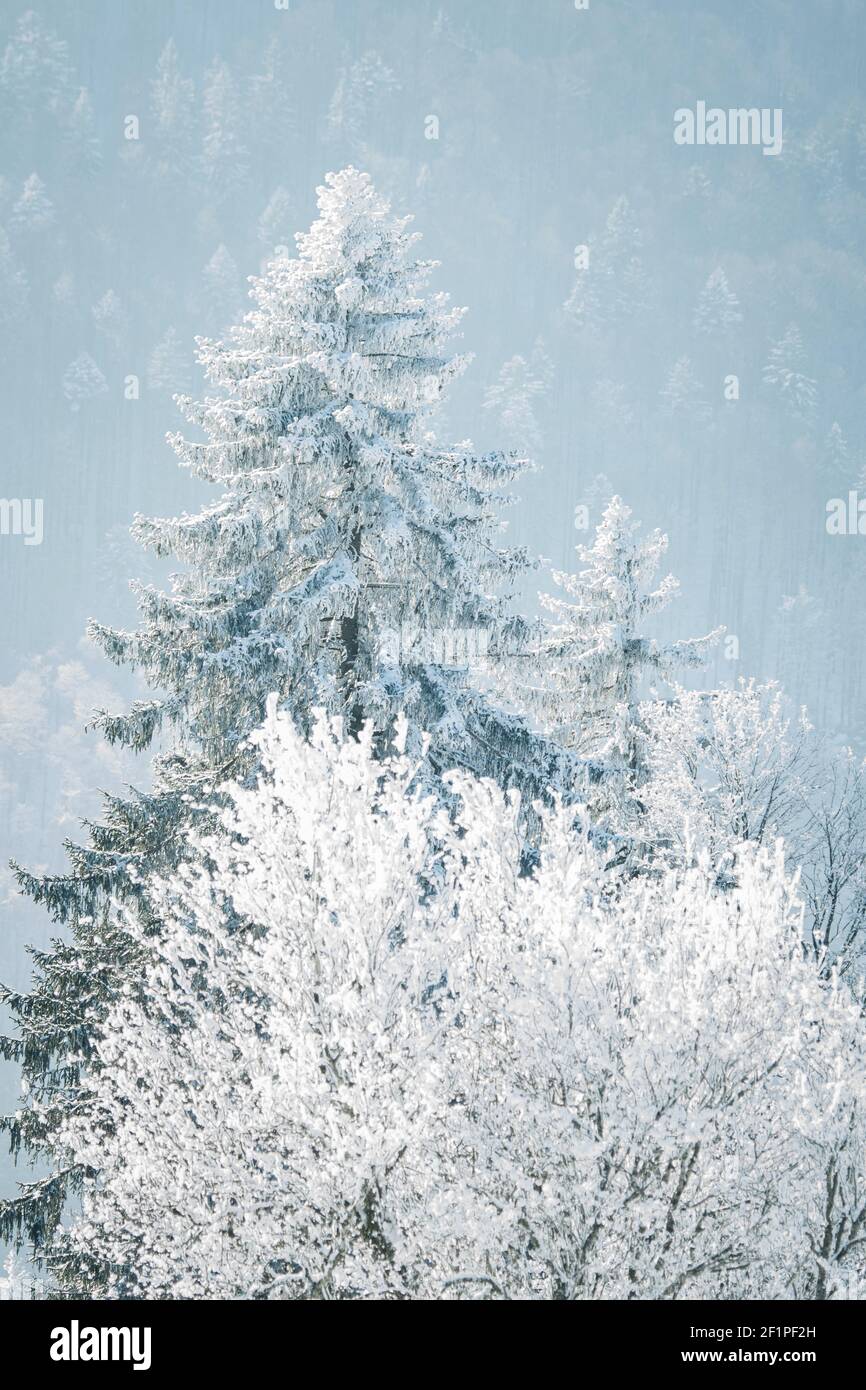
(340, 522), (363, 738)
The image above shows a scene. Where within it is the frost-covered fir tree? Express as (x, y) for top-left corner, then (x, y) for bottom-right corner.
(572, 472), (616, 536)
(0, 9), (73, 129)
(693, 266), (742, 335)
(0, 227), (28, 334)
(563, 195), (650, 333)
(823, 421), (851, 484)
(247, 37), (295, 170)
(201, 243), (240, 328)
(1, 168), (571, 1275)
(53, 270), (75, 305)
(148, 39), (196, 186)
(763, 322), (818, 424)
(200, 58), (248, 203)
(603, 195), (652, 322)
(659, 355), (710, 422)
(257, 185), (294, 255)
(61, 351), (108, 410)
(482, 340), (552, 456)
(11, 172), (54, 232)
(327, 51), (401, 151)
(91, 289), (126, 352)
(526, 497), (721, 831)
(124, 167), (560, 782)
(680, 163), (713, 205)
(63, 87), (102, 176)
(146, 326), (190, 395)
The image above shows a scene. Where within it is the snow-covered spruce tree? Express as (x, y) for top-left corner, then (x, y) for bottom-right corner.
(146, 325), (190, 395)
(11, 172), (54, 233)
(1, 168), (571, 1274)
(257, 186), (294, 256)
(201, 242), (241, 329)
(693, 265), (742, 335)
(659, 354), (711, 422)
(247, 39), (296, 174)
(199, 58), (248, 204)
(0, 10), (74, 131)
(63, 87), (102, 178)
(521, 496), (721, 837)
(148, 39), (196, 188)
(0, 226), (28, 335)
(327, 51), (401, 153)
(91, 288), (126, 353)
(139, 166), (562, 787)
(763, 322), (818, 424)
(563, 195), (651, 334)
(823, 420), (851, 485)
(482, 340), (552, 457)
(61, 350), (108, 410)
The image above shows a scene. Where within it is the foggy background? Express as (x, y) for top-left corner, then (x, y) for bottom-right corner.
(2, 0), (866, 1212)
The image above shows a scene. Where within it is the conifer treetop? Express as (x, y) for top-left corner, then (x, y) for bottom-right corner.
(527, 496), (723, 796)
(88, 167), (551, 792)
